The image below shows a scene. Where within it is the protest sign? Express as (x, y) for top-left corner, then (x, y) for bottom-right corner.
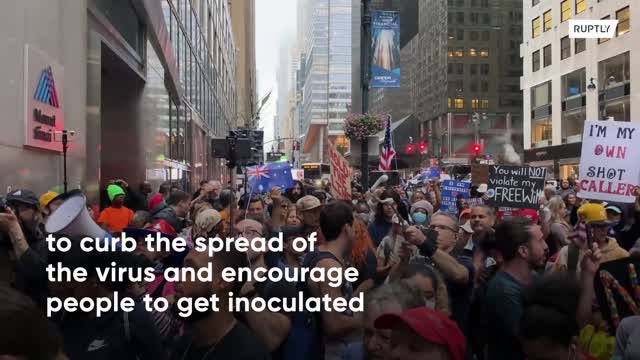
(578, 121), (640, 203)
(329, 144), (352, 200)
(486, 165), (545, 209)
(593, 257), (640, 334)
(441, 180), (471, 214)
(471, 164), (489, 185)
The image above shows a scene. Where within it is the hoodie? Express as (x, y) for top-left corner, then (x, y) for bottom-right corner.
(553, 237), (629, 276)
(150, 203), (183, 234)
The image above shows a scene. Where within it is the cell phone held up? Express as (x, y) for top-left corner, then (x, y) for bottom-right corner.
(0, 198), (6, 213)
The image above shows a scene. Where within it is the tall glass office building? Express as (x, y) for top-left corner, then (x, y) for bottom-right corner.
(300, 0), (352, 162)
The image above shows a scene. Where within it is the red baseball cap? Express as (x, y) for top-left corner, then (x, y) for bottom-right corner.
(375, 307), (465, 360)
(459, 209), (471, 220)
(518, 209), (539, 224)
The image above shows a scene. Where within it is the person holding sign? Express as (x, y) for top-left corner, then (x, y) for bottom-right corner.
(553, 203), (629, 276)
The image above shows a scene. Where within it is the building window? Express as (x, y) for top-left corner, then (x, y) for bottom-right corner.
(482, 31), (490, 40)
(471, 31), (479, 40)
(561, 36), (571, 59)
(448, 97), (452, 109)
(480, 64), (490, 74)
(448, 63), (453, 74)
(479, 48), (489, 57)
(617, 7), (630, 36)
(599, 16), (610, 44)
(561, 68), (586, 143)
(455, 97), (464, 109)
(480, 99), (489, 109)
(532, 17), (541, 38)
(543, 45), (552, 67)
(469, 48), (478, 56)
(471, 98), (479, 109)
(470, 64), (478, 74)
(481, 81), (489, 92)
(471, 80), (479, 91)
(532, 118), (553, 144)
(457, 12), (464, 24)
(532, 50), (540, 72)
(448, 48), (454, 57)
(454, 47), (464, 57)
(543, 10), (552, 32)
(532, 81), (551, 108)
(598, 52), (631, 121)
(561, 0), (571, 22)
(457, 29), (465, 40)
(456, 63), (464, 74)
(575, 38), (586, 54)
(575, 0), (586, 15)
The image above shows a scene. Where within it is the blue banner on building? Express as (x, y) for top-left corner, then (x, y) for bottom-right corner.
(371, 11), (400, 88)
(440, 180), (471, 214)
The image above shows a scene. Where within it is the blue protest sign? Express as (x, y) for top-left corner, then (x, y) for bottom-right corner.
(441, 180), (471, 214)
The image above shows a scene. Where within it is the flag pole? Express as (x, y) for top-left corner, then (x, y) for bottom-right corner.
(388, 115), (398, 171)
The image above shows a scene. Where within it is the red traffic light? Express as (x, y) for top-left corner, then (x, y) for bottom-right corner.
(406, 144), (415, 153)
(472, 143), (482, 154)
(418, 142), (427, 152)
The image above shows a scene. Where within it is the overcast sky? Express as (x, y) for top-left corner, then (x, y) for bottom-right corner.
(255, 0), (297, 144)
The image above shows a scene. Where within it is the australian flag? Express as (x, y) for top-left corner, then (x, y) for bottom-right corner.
(246, 162), (295, 193)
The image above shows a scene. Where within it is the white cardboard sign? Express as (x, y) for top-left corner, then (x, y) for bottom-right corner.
(578, 121), (640, 203)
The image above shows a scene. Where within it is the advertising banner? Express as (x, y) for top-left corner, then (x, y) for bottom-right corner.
(441, 180), (471, 214)
(578, 121), (640, 203)
(486, 165), (546, 209)
(329, 144), (352, 200)
(371, 11), (400, 88)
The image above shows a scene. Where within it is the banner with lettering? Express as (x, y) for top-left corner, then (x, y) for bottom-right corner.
(486, 165), (546, 209)
(440, 180), (471, 214)
(329, 144), (352, 200)
(578, 121), (640, 203)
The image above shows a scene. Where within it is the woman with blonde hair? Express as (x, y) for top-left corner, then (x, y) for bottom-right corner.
(547, 195), (571, 256)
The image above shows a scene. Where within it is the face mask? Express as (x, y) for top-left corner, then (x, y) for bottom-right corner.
(425, 299), (436, 309)
(412, 212), (427, 224)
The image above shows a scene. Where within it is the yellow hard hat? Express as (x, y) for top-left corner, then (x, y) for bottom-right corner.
(577, 203), (609, 225)
(39, 191), (59, 209)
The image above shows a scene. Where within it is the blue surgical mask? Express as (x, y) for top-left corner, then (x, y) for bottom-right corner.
(412, 212), (428, 224)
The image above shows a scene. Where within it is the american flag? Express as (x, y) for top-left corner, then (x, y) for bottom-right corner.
(379, 115), (395, 171)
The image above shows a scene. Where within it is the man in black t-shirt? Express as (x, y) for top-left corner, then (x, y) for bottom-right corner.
(172, 243), (270, 360)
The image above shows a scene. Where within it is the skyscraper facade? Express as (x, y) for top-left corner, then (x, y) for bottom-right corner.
(300, 0), (352, 162)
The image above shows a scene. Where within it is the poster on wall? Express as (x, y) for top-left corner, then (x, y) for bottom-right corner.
(24, 44), (64, 151)
(371, 11), (400, 88)
(486, 165), (546, 209)
(578, 121), (640, 203)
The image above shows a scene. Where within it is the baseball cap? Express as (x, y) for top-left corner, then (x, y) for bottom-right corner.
(296, 195), (322, 211)
(605, 205), (622, 215)
(194, 209), (222, 236)
(6, 189), (39, 208)
(459, 208), (471, 220)
(577, 203), (610, 225)
(39, 191), (59, 209)
(460, 221), (473, 234)
(375, 307), (465, 360)
(519, 209), (539, 224)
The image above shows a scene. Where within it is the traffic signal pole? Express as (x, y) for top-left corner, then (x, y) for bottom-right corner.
(360, 0), (371, 189)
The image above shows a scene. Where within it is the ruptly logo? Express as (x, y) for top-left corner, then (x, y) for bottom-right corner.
(569, 20), (618, 39)
(33, 66), (59, 107)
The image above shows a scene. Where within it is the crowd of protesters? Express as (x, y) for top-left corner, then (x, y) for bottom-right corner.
(1, 173), (640, 360)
